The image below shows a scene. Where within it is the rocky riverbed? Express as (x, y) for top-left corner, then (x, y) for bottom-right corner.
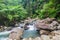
(0, 17), (60, 40)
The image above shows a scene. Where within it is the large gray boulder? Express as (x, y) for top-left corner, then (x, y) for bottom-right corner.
(35, 18), (60, 30)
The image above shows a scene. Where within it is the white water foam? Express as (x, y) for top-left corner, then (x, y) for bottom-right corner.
(27, 24), (37, 30)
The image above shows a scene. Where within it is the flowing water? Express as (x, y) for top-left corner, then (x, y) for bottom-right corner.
(0, 31), (11, 40)
(22, 24), (40, 38)
(0, 22), (39, 40)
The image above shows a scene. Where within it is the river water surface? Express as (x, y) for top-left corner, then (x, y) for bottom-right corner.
(0, 31), (11, 40)
(0, 23), (39, 40)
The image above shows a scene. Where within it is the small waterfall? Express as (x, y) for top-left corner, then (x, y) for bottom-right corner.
(22, 22), (40, 38)
(0, 21), (39, 40)
(27, 24), (37, 30)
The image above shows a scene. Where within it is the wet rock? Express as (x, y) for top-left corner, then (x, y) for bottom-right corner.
(35, 18), (60, 30)
(24, 19), (60, 32)
(22, 38), (29, 40)
(35, 18), (53, 30)
(49, 21), (59, 28)
(0, 26), (4, 32)
(41, 35), (51, 40)
(48, 21), (59, 30)
(40, 30), (50, 35)
(57, 25), (60, 29)
(22, 37), (33, 40)
(51, 30), (60, 35)
(24, 17), (33, 24)
(37, 18), (55, 24)
(22, 37), (41, 40)
(35, 21), (49, 30)
(42, 18), (55, 24)
(52, 35), (60, 40)
(0, 26), (12, 32)
(4, 27), (12, 31)
(24, 17), (38, 25)
(33, 37), (41, 40)
(15, 23), (19, 27)
(8, 27), (24, 40)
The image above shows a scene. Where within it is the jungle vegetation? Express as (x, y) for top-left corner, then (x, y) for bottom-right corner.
(0, 0), (60, 26)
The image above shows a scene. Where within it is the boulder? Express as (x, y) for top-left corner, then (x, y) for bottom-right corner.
(52, 35), (60, 40)
(40, 30), (50, 35)
(35, 18), (59, 30)
(51, 30), (60, 35)
(35, 21), (50, 30)
(57, 25), (60, 29)
(48, 21), (59, 30)
(8, 27), (24, 40)
(42, 18), (55, 24)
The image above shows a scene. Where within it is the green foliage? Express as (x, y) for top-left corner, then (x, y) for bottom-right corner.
(36, 0), (60, 19)
(0, 4), (27, 26)
(7, 5), (27, 21)
(0, 0), (60, 26)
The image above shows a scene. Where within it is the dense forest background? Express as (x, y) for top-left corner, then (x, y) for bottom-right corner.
(0, 0), (60, 26)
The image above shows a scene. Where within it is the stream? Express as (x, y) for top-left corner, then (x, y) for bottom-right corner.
(0, 31), (11, 40)
(0, 22), (40, 40)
